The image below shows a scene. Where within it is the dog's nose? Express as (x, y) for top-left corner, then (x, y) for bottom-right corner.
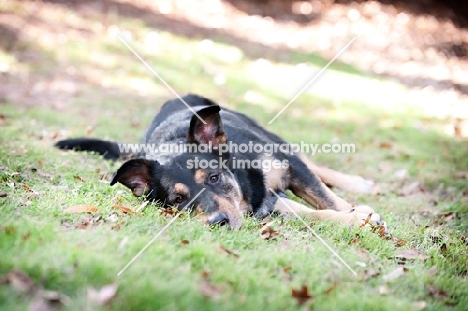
(206, 212), (229, 227)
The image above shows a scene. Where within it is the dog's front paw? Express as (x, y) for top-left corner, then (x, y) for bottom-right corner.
(350, 205), (390, 235)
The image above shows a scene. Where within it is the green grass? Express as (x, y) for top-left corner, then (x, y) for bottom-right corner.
(1, 1), (467, 310)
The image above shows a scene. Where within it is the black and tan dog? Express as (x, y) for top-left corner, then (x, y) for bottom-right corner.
(56, 94), (382, 229)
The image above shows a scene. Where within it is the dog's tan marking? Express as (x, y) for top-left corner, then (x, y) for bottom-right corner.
(297, 153), (378, 195)
(212, 194), (243, 229)
(273, 197), (380, 226)
(174, 183), (190, 197)
(262, 155), (287, 191)
(194, 169), (207, 184)
(291, 185), (353, 211)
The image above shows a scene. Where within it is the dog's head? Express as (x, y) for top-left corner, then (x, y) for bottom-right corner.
(110, 106), (245, 229)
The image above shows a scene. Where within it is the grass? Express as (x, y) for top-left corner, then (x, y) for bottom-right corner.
(1, 1), (467, 310)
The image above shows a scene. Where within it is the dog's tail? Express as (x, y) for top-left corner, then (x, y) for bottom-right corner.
(55, 138), (135, 160)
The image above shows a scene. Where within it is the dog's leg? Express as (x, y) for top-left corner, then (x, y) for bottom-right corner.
(297, 154), (378, 194)
(273, 197), (381, 226)
(286, 157), (380, 222)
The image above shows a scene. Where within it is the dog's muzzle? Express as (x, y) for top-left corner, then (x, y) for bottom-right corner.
(206, 211), (243, 230)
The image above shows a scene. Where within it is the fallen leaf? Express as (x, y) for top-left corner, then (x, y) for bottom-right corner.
(359, 212), (373, 227)
(393, 237), (406, 247)
(382, 267), (408, 282)
(87, 283), (118, 306)
(200, 270), (211, 279)
(371, 223), (389, 238)
(283, 265), (292, 273)
(1, 269), (37, 294)
(73, 175), (85, 182)
(64, 205), (99, 213)
(440, 243), (448, 256)
(111, 221), (125, 231)
(291, 285), (313, 305)
(260, 225), (279, 240)
(22, 184), (39, 198)
(160, 208), (179, 216)
(199, 280), (223, 298)
(218, 246), (239, 258)
(1, 225), (17, 235)
(324, 283), (336, 295)
(0, 113), (6, 125)
(394, 249), (429, 260)
(181, 240), (189, 245)
(112, 205), (136, 215)
(379, 141), (393, 149)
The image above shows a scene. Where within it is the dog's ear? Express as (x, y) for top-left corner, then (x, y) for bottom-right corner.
(110, 159), (158, 197)
(188, 105), (227, 147)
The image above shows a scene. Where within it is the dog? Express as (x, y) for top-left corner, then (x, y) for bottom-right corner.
(56, 94), (383, 230)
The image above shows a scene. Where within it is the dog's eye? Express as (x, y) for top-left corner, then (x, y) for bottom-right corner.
(209, 174), (219, 184)
(174, 196), (184, 204)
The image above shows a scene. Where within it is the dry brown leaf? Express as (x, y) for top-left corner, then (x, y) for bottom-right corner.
(324, 283), (336, 295)
(291, 285), (313, 305)
(382, 267), (408, 282)
(181, 240), (189, 245)
(260, 226), (279, 240)
(200, 270), (211, 279)
(1, 269), (37, 294)
(218, 246), (239, 258)
(371, 223), (389, 238)
(111, 221), (125, 231)
(379, 141), (393, 149)
(440, 243), (448, 256)
(394, 249), (429, 260)
(22, 184), (39, 197)
(359, 212), (373, 228)
(0, 113), (6, 125)
(112, 205), (136, 215)
(64, 205), (99, 213)
(160, 208), (179, 216)
(87, 283), (118, 306)
(199, 280), (223, 298)
(1, 225), (17, 235)
(73, 175), (85, 182)
(393, 237), (406, 247)
(283, 265), (292, 273)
